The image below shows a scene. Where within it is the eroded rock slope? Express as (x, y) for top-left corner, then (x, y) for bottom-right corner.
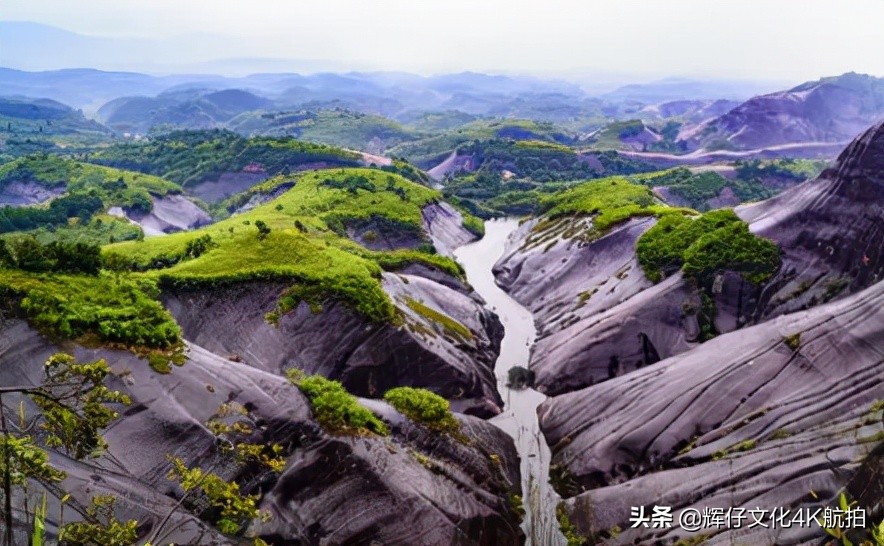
(0, 316), (523, 546)
(496, 121), (884, 397)
(539, 277), (884, 545)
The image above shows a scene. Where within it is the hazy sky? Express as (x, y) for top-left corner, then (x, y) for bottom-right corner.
(3, 0), (884, 80)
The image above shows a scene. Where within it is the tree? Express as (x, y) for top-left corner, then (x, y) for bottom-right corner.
(0, 353), (131, 546)
(147, 401), (285, 544)
(254, 220), (271, 241)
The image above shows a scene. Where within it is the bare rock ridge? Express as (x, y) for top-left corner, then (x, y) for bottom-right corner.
(738, 120), (884, 320)
(0, 319), (522, 545)
(539, 275), (884, 545)
(422, 201), (478, 257)
(494, 121), (884, 397)
(109, 194), (212, 235)
(685, 72), (884, 151)
(490, 121), (884, 544)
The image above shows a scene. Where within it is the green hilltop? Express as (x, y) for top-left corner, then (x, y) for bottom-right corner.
(90, 129), (363, 187)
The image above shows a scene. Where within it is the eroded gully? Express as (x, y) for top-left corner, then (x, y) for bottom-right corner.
(454, 218), (567, 546)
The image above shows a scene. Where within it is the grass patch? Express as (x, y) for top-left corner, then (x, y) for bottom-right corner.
(712, 438), (757, 460)
(108, 168), (459, 323)
(536, 176), (694, 240)
(461, 214), (485, 238)
(289, 372), (388, 436)
(0, 269), (181, 350)
(383, 386), (460, 434)
(556, 505), (585, 546)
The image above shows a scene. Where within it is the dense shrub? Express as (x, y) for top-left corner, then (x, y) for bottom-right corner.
(682, 221), (781, 284)
(636, 208), (780, 285)
(291, 374), (388, 435)
(0, 193), (104, 233)
(0, 271), (182, 349)
(1, 237), (101, 275)
(91, 129), (361, 187)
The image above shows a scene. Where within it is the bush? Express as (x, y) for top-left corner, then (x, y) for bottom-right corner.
(637, 209), (780, 285)
(682, 221), (780, 284)
(383, 386), (460, 433)
(184, 234), (217, 259)
(254, 220), (271, 240)
(292, 374), (388, 436)
(1, 237), (101, 275)
(0, 271), (182, 349)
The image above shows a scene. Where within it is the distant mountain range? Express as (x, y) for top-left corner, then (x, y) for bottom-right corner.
(2, 61), (883, 165)
(682, 72), (884, 150)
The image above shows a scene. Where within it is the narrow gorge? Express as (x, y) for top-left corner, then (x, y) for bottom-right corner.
(455, 219), (567, 546)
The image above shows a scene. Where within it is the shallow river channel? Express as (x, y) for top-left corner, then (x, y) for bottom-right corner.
(454, 218), (567, 546)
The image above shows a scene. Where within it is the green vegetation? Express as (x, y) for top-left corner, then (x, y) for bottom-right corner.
(0, 354), (134, 546)
(537, 176), (690, 238)
(380, 158), (433, 186)
(768, 429), (792, 440)
(383, 386), (460, 433)
(108, 168), (460, 323)
(585, 119), (646, 150)
(290, 373), (389, 436)
(389, 118), (574, 167)
(635, 208), (779, 340)
(461, 213), (485, 237)
(91, 129), (362, 187)
(636, 208), (780, 284)
(711, 438), (758, 460)
(229, 108), (419, 152)
(556, 505), (586, 546)
(632, 168), (775, 210)
(819, 492), (884, 546)
(57, 496), (138, 546)
(0, 237), (101, 275)
(458, 139), (592, 182)
(0, 155), (182, 235)
(441, 148), (657, 218)
(2, 214), (143, 246)
(405, 297), (472, 341)
(0, 97), (115, 161)
(735, 158), (827, 183)
(784, 333), (801, 351)
(682, 221), (781, 284)
(0, 154), (180, 200)
(0, 269), (181, 350)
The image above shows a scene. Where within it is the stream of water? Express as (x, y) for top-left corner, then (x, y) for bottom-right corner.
(454, 218), (567, 546)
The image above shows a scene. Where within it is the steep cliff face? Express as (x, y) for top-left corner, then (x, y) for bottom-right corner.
(539, 279), (884, 545)
(495, 122), (884, 397)
(422, 201), (478, 257)
(110, 194), (212, 235)
(494, 217), (698, 395)
(0, 318), (522, 546)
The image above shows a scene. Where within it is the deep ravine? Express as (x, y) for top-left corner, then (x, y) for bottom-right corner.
(454, 218), (567, 546)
